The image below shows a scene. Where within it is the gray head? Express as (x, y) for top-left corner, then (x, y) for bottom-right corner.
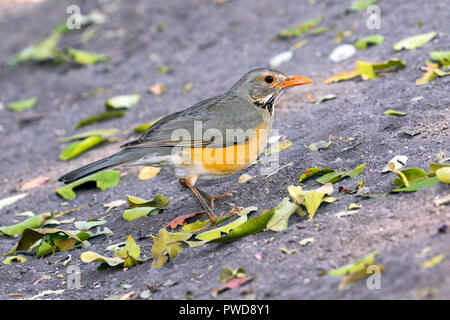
(229, 68), (312, 113)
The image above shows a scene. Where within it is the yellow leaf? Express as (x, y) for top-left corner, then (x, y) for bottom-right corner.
(422, 254), (445, 268)
(138, 167), (161, 180)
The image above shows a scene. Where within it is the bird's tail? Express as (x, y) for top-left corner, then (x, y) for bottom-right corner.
(58, 148), (148, 184)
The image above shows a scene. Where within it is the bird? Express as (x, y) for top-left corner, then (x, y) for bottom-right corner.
(58, 68), (312, 226)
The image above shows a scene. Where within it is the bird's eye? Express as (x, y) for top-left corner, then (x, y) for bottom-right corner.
(264, 75), (274, 84)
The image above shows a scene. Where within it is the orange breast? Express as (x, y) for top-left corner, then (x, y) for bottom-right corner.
(181, 123), (269, 176)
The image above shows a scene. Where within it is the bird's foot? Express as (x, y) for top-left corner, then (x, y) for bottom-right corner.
(198, 189), (233, 209)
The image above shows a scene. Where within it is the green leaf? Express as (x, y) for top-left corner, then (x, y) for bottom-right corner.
(297, 167), (333, 183)
(55, 170), (120, 200)
(0, 193), (28, 211)
(429, 163), (450, 176)
(393, 168), (428, 188)
(393, 31), (437, 51)
(0, 212), (52, 237)
(357, 60), (377, 80)
(80, 251), (125, 267)
(126, 194), (170, 209)
(57, 128), (118, 142)
(211, 210), (276, 243)
(59, 135), (105, 161)
(7, 98), (37, 112)
(429, 51), (450, 66)
(151, 228), (192, 268)
(195, 215), (249, 241)
(133, 117), (163, 133)
(3, 255), (27, 265)
(316, 163), (367, 184)
(8, 228), (84, 258)
(354, 35), (384, 50)
(328, 252), (378, 276)
(348, 0), (378, 12)
(266, 198), (299, 232)
(74, 220), (107, 231)
(304, 140), (332, 151)
(65, 48), (107, 65)
(10, 33), (61, 66)
(392, 176), (440, 192)
(371, 59), (406, 71)
(415, 68), (439, 86)
(157, 66), (171, 74)
(75, 111), (124, 129)
(277, 16), (322, 39)
(436, 167), (450, 184)
(115, 235), (141, 267)
(106, 94), (140, 110)
(384, 110), (406, 116)
(122, 207), (160, 221)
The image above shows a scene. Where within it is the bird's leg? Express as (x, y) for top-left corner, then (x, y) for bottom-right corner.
(197, 188), (233, 209)
(183, 175), (218, 224)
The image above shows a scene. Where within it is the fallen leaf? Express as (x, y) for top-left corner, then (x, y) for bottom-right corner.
(59, 135), (105, 161)
(328, 252), (378, 276)
(238, 173), (254, 183)
(195, 215), (249, 241)
(348, 203), (362, 210)
(384, 109), (406, 116)
(304, 140), (332, 151)
(126, 194), (170, 208)
(0, 212), (52, 237)
(315, 94), (337, 104)
(326, 59), (405, 83)
(0, 193), (28, 211)
(183, 82), (193, 93)
(277, 16), (322, 39)
(75, 110), (124, 129)
(316, 163), (367, 184)
(157, 66), (171, 74)
(7, 98), (37, 112)
(138, 167), (161, 180)
(165, 211), (206, 229)
(148, 84), (166, 96)
(429, 51), (450, 66)
(122, 207), (160, 221)
(151, 228), (192, 268)
(55, 170), (120, 200)
(106, 94), (140, 110)
(74, 220), (107, 231)
(265, 139), (293, 156)
(20, 176), (50, 191)
(3, 255), (27, 265)
(211, 209), (275, 243)
(103, 200), (126, 212)
(265, 198), (299, 231)
(133, 117), (163, 133)
(393, 31), (437, 51)
(422, 254), (445, 268)
(57, 129), (118, 142)
(354, 34), (385, 50)
(299, 237), (314, 246)
(65, 48), (107, 65)
(382, 155), (408, 173)
(347, 0), (378, 12)
(436, 167), (450, 184)
(297, 167), (333, 183)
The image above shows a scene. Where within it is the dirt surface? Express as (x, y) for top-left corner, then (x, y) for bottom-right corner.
(0, 0), (449, 300)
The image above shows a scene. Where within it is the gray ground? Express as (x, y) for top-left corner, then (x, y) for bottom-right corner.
(0, 0), (449, 300)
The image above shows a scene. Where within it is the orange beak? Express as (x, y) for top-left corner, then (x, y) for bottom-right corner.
(275, 76), (313, 88)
